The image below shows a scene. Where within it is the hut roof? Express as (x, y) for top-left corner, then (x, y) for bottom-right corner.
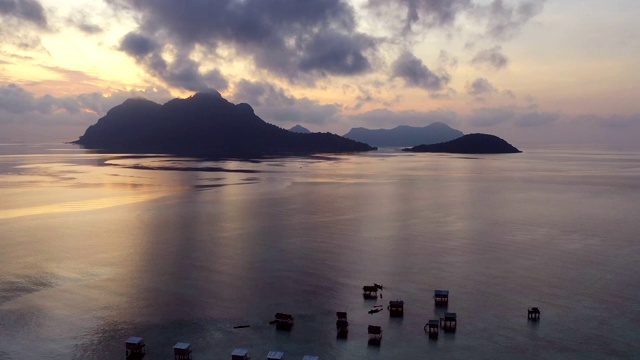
(267, 350), (284, 359)
(434, 290), (449, 296)
(231, 348), (249, 356)
(173, 342), (191, 350)
(125, 336), (144, 345)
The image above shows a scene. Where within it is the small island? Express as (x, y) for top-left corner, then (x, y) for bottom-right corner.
(72, 92), (376, 158)
(402, 133), (521, 154)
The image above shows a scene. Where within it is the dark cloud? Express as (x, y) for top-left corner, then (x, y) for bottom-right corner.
(471, 46), (508, 70)
(109, 0), (377, 87)
(367, 0), (472, 34)
(0, 0), (48, 51)
(366, 0), (546, 46)
(232, 80), (293, 107)
(467, 77), (497, 98)
(231, 80), (340, 125)
(119, 32), (228, 91)
(477, 0), (547, 41)
(120, 32), (157, 57)
(0, 0), (47, 28)
(392, 52), (450, 91)
(154, 56), (229, 92)
(0, 83), (36, 113)
(298, 31), (375, 75)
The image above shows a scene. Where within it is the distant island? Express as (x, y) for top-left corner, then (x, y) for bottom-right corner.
(343, 122), (463, 147)
(403, 133), (522, 154)
(288, 124), (312, 133)
(73, 92), (376, 158)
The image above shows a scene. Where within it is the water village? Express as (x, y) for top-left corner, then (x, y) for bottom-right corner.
(124, 285), (540, 359)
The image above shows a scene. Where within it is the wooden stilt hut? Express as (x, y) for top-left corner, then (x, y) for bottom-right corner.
(125, 336), (146, 359)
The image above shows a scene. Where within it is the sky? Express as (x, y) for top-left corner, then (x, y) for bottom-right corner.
(1, 0), (639, 149)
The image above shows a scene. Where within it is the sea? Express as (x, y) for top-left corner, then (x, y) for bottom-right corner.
(0, 143), (639, 359)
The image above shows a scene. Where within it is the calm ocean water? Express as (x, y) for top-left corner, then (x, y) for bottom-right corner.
(0, 143), (639, 359)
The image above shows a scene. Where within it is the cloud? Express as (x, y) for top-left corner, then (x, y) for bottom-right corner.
(0, 0), (49, 51)
(109, 0), (378, 87)
(0, 83), (36, 113)
(0, 83), (172, 116)
(366, 0), (472, 34)
(298, 30), (376, 75)
(471, 46), (509, 70)
(0, 84), (173, 142)
(120, 32), (157, 57)
(0, 0), (47, 28)
(475, 0), (547, 41)
(467, 77), (497, 98)
(119, 32), (228, 92)
(392, 52), (450, 92)
(437, 50), (458, 69)
(231, 80), (340, 126)
(66, 10), (102, 34)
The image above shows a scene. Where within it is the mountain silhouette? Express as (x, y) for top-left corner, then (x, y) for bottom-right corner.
(403, 133), (521, 154)
(343, 122), (463, 147)
(73, 92), (376, 157)
(288, 124), (311, 133)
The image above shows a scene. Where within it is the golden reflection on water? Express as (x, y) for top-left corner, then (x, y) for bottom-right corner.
(0, 191), (177, 220)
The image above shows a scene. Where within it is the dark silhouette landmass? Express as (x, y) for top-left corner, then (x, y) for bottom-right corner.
(343, 122), (463, 147)
(403, 133), (522, 154)
(73, 92), (376, 158)
(288, 124), (312, 133)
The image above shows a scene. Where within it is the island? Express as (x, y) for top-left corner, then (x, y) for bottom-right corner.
(72, 92), (376, 158)
(343, 122), (463, 147)
(402, 133), (522, 154)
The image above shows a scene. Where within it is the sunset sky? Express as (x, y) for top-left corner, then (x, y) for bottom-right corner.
(1, 0), (639, 149)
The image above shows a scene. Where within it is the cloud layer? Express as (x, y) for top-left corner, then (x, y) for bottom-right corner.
(110, 0), (378, 89)
(392, 52), (450, 92)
